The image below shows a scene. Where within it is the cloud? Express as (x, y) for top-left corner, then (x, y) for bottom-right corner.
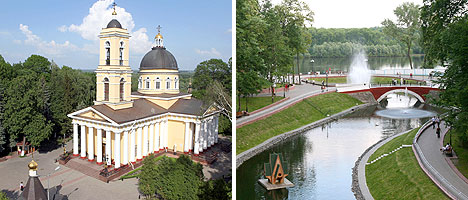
(60, 0), (152, 54)
(19, 24), (78, 56)
(195, 48), (221, 57)
(226, 28), (232, 33)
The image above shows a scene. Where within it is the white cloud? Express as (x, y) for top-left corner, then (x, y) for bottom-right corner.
(226, 28), (232, 33)
(19, 24), (78, 56)
(195, 48), (221, 57)
(58, 25), (67, 32)
(61, 0), (152, 54)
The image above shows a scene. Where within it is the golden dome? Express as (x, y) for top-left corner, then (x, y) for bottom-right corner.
(28, 160), (38, 171)
(155, 33), (163, 39)
(112, 10), (117, 15)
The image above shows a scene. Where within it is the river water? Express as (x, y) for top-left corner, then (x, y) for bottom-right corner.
(236, 94), (441, 200)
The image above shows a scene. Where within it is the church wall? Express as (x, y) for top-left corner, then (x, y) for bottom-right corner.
(120, 132), (124, 165)
(138, 69), (180, 94)
(147, 99), (178, 109)
(167, 120), (185, 152)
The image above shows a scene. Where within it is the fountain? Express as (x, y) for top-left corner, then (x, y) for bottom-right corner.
(347, 50), (371, 84)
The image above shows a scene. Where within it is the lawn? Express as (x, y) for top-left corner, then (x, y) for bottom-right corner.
(236, 96), (285, 112)
(444, 131), (468, 179)
(366, 128), (448, 199)
(307, 76), (424, 85)
(120, 156), (176, 180)
(236, 92), (362, 154)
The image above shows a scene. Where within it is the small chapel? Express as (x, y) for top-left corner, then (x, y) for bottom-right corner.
(67, 7), (220, 169)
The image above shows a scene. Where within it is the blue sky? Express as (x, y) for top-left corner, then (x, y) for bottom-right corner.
(0, 0), (232, 71)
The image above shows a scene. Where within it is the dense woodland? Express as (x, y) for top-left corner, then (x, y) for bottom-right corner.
(307, 27), (423, 57)
(0, 55), (232, 155)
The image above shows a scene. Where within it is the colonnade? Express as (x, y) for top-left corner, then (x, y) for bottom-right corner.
(72, 115), (219, 168)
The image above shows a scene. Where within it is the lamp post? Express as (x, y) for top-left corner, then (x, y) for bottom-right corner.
(310, 59), (315, 76)
(47, 166), (61, 200)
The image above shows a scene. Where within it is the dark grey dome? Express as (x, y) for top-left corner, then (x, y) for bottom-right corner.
(140, 47), (178, 70)
(106, 19), (122, 28)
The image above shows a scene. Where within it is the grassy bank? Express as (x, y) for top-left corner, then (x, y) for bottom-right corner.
(444, 131), (468, 179)
(236, 92), (362, 154)
(236, 96), (285, 112)
(307, 76), (424, 84)
(366, 128), (448, 199)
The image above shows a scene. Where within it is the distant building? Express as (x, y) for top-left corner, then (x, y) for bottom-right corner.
(67, 8), (220, 168)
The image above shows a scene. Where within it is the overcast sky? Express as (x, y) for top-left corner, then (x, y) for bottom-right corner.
(272, 0), (423, 28)
(0, 0), (232, 70)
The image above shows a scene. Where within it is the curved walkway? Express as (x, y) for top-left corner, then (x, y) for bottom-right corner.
(414, 121), (468, 199)
(236, 84), (331, 128)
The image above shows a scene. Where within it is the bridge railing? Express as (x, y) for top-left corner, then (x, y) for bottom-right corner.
(369, 82), (438, 88)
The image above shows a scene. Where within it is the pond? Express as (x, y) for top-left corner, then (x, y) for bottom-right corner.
(236, 93), (441, 200)
(294, 56), (424, 74)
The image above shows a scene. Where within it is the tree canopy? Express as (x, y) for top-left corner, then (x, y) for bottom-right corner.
(382, 2), (421, 69)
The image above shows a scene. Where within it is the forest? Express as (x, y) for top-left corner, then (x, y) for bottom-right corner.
(307, 27), (424, 57)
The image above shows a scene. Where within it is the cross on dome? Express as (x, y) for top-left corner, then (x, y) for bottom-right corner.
(154, 25), (164, 47)
(112, 2), (117, 16)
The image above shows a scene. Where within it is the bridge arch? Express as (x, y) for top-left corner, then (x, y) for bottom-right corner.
(376, 89), (425, 103)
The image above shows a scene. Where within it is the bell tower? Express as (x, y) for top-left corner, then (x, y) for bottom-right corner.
(95, 2), (133, 110)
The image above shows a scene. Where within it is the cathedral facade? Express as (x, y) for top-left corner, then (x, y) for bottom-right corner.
(67, 14), (219, 168)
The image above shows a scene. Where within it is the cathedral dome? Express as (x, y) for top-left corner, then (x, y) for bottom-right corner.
(106, 19), (122, 28)
(139, 47), (178, 70)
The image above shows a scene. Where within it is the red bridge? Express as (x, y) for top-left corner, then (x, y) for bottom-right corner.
(339, 86), (440, 103)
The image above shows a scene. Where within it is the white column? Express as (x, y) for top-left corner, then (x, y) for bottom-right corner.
(203, 121), (208, 150)
(115, 132), (121, 168)
(123, 131), (128, 165)
(97, 129), (103, 164)
(189, 123), (194, 152)
(184, 122), (190, 153)
(164, 120), (168, 149)
(155, 122), (161, 152)
(194, 122), (200, 155)
(130, 129), (135, 163)
(149, 123), (154, 154)
(105, 130), (111, 166)
(215, 116), (219, 143)
(143, 125), (148, 157)
(88, 127), (94, 161)
(80, 125), (86, 158)
(211, 118), (215, 146)
(137, 126), (142, 160)
(208, 119), (213, 147)
(73, 123), (79, 156)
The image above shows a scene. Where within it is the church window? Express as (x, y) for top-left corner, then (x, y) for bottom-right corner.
(138, 77), (142, 89)
(155, 77), (161, 89)
(104, 77), (109, 101)
(146, 77), (150, 89)
(120, 78), (125, 101)
(166, 77), (171, 89)
(174, 77), (178, 89)
(105, 41), (111, 65)
(119, 41), (124, 65)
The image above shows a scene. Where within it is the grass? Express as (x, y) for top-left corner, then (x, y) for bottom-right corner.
(120, 156), (176, 180)
(236, 92), (362, 154)
(307, 76), (424, 84)
(236, 96), (285, 112)
(444, 131), (468, 179)
(366, 128), (448, 199)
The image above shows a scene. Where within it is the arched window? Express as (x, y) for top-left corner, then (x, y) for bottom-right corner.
(166, 77), (171, 89)
(155, 77), (161, 89)
(103, 77), (109, 101)
(138, 77), (142, 89)
(174, 77), (178, 89)
(146, 77), (150, 89)
(105, 41), (110, 65)
(120, 78), (125, 101)
(119, 41), (124, 65)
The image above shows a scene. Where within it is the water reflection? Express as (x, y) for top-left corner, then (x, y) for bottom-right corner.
(237, 93), (439, 199)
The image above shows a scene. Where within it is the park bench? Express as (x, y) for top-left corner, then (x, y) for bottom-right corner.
(236, 111), (249, 118)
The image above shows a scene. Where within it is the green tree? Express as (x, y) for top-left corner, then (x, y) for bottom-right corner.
(139, 155), (203, 199)
(381, 2), (421, 69)
(199, 178), (232, 200)
(192, 58), (231, 97)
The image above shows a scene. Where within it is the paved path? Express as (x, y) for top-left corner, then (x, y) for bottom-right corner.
(237, 83), (332, 128)
(415, 122), (468, 199)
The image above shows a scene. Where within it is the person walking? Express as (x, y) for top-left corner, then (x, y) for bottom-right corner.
(432, 116), (436, 129)
(20, 182), (24, 191)
(436, 127), (441, 138)
(436, 116), (441, 128)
